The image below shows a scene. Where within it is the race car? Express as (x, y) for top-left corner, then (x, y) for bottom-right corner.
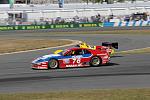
(75, 42), (118, 56)
(54, 42), (118, 56)
(32, 47), (110, 69)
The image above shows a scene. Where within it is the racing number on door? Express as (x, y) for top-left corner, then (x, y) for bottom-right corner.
(72, 57), (81, 64)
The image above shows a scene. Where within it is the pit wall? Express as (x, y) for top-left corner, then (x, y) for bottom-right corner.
(0, 21), (149, 31)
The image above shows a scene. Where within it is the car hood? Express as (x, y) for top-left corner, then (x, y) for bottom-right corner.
(32, 54), (61, 64)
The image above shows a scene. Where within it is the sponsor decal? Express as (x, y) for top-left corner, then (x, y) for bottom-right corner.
(72, 55), (82, 64)
(63, 59), (70, 64)
(37, 66), (47, 69)
(97, 54), (107, 56)
(103, 56), (109, 59)
(66, 64), (82, 67)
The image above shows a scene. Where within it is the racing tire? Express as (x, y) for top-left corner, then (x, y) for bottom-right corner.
(90, 56), (102, 67)
(48, 59), (59, 69)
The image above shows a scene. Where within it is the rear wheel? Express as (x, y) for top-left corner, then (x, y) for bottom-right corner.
(48, 59), (59, 69)
(90, 56), (101, 67)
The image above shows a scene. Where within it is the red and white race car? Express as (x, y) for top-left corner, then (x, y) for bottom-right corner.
(54, 42), (118, 56)
(32, 47), (110, 69)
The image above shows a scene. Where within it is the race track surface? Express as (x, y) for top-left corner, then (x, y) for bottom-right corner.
(0, 32), (150, 93)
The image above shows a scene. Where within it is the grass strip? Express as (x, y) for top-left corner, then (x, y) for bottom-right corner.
(0, 39), (71, 53)
(0, 89), (150, 100)
(46, 30), (150, 35)
(117, 47), (150, 54)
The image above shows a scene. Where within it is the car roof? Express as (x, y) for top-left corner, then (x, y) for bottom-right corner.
(67, 47), (80, 50)
(67, 47), (91, 51)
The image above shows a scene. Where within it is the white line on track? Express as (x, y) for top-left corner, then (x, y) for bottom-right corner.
(0, 39), (82, 56)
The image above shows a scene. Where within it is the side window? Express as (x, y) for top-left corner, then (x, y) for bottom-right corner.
(65, 50), (73, 56)
(74, 49), (83, 55)
(83, 49), (91, 54)
(65, 49), (84, 56)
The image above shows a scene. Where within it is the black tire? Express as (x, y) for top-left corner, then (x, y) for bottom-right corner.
(90, 56), (102, 67)
(48, 59), (59, 69)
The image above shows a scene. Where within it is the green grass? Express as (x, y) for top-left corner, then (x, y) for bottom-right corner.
(0, 39), (71, 53)
(0, 89), (150, 100)
(117, 47), (150, 54)
(46, 30), (150, 35)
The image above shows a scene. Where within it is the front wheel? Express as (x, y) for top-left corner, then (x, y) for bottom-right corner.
(90, 56), (101, 67)
(48, 59), (59, 69)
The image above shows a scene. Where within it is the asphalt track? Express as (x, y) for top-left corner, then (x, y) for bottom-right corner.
(0, 31), (150, 93)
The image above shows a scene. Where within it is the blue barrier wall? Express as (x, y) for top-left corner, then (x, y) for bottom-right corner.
(103, 22), (115, 27)
(103, 21), (150, 27)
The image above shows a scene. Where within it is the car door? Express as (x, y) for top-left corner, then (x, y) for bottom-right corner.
(63, 49), (83, 67)
(65, 49), (92, 67)
(81, 49), (92, 66)
(71, 49), (83, 66)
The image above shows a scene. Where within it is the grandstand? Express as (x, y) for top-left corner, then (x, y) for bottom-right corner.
(0, 0), (83, 4)
(30, 0), (83, 4)
(1, 0), (150, 4)
(0, 0), (150, 26)
(21, 0), (150, 4)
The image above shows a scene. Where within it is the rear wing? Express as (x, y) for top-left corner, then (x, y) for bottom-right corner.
(102, 42), (118, 49)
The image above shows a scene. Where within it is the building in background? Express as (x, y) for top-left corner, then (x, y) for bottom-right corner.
(30, 0), (82, 4)
(1, 0), (150, 4)
(0, 0), (150, 25)
(0, 0), (83, 4)
(0, 0), (9, 4)
(0, 0), (30, 4)
(15, 0), (30, 4)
